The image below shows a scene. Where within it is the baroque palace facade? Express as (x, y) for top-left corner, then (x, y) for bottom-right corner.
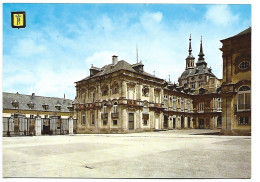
(73, 34), (225, 134)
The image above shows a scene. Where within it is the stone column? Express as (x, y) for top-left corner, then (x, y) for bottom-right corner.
(69, 117), (73, 134)
(35, 117), (41, 136)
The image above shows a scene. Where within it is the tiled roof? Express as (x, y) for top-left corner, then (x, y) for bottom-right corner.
(3, 92), (73, 112)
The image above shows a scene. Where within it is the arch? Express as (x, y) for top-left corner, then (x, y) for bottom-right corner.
(238, 85), (250, 92)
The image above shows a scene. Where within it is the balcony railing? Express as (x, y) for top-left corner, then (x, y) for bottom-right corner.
(155, 103), (162, 108)
(128, 100), (137, 106)
(87, 103), (95, 109)
(111, 113), (119, 118)
(234, 104), (251, 112)
(101, 113), (108, 119)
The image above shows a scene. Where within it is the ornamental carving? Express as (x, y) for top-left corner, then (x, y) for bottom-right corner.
(142, 86), (149, 97)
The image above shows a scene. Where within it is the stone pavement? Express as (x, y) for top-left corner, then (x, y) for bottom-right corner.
(2, 129), (251, 178)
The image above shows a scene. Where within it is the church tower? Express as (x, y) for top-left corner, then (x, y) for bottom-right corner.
(185, 34), (195, 70)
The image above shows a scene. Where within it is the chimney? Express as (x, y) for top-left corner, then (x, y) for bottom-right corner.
(32, 93), (35, 97)
(112, 55), (118, 65)
(64, 93), (65, 99)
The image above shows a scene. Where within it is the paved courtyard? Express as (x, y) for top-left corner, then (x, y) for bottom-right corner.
(2, 129), (251, 178)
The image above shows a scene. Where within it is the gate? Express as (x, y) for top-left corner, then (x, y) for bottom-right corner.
(2, 116), (31, 136)
(2, 117), (11, 137)
(42, 118), (50, 134)
(61, 119), (69, 135)
(18, 117), (29, 136)
(50, 117), (58, 135)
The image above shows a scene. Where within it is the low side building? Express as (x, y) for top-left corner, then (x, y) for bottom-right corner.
(2, 92), (75, 136)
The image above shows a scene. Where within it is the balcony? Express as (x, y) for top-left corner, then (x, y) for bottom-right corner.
(128, 100), (137, 106)
(87, 103), (95, 109)
(111, 113), (119, 118)
(101, 113), (108, 119)
(154, 103), (162, 108)
(234, 104), (251, 112)
(76, 104), (85, 111)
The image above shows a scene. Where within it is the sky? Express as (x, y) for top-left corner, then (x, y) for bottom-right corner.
(2, 3), (251, 100)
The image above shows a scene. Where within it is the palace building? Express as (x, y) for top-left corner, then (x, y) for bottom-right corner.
(73, 34), (224, 134)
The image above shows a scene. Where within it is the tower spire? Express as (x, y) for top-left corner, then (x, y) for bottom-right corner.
(198, 36), (205, 60)
(185, 34), (195, 70)
(188, 34), (192, 56)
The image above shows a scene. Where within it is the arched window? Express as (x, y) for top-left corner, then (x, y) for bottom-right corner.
(237, 86), (250, 111)
(103, 103), (107, 113)
(113, 102), (118, 113)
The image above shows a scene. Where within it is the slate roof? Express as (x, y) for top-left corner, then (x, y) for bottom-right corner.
(3, 92), (73, 113)
(78, 60), (163, 82)
(221, 27), (251, 41)
(180, 64), (216, 79)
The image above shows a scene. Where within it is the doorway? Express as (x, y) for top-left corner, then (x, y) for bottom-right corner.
(199, 119), (204, 129)
(128, 113), (134, 130)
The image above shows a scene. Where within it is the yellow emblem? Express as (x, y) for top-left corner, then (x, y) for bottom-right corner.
(11, 11), (26, 28)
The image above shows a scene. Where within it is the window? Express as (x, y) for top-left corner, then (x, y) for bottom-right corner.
(198, 81), (202, 87)
(82, 115), (86, 125)
(155, 94), (159, 103)
(198, 102), (204, 112)
(103, 104), (107, 113)
(143, 120), (148, 126)
(191, 82), (195, 89)
(142, 87), (149, 97)
(164, 96), (168, 107)
(102, 85), (109, 96)
(91, 114), (95, 125)
(128, 89), (134, 100)
(113, 87), (118, 94)
(237, 86), (250, 111)
(90, 92), (95, 102)
(180, 99), (184, 111)
(238, 117), (250, 125)
(103, 120), (107, 125)
(113, 102), (118, 113)
(172, 97), (176, 110)
(186, 99), (190, 112)
(238, 61), (250, 70)
(217, 98), (222, 111)
(113, 120), (118, 125)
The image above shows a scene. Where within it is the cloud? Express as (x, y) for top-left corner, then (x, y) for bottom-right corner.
(3, 4), (250, 100)
(205, 5), (239, 26)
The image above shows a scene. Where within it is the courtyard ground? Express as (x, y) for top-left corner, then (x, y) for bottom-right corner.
(2, 129), (251, 178)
